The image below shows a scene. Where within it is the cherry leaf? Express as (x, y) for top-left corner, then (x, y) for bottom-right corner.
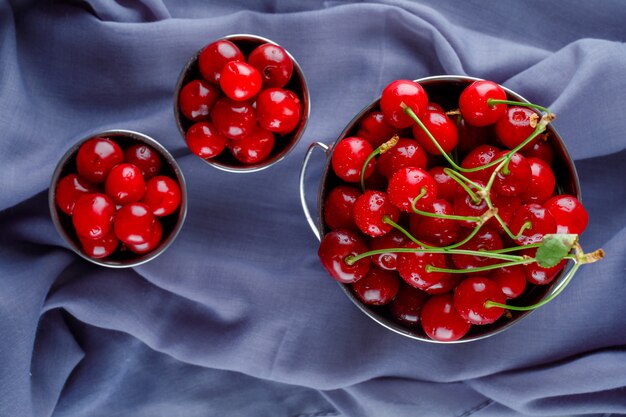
(535, 234), (578, 268)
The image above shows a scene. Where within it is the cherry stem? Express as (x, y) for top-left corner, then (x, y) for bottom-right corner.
(382, 215), (435, 249)
(486, 98), (551, 114)
(411, 188), (481, 223)
(345, 246), (525, 266)
(426, 258), (534, 274)
(360, 135), (399, 192)
(442, 168), (482, 204)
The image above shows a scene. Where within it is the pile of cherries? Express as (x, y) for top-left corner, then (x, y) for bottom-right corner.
(178, 38), (303, 166)
(54, 136), (182, 260)
(318, 79), (598, 342)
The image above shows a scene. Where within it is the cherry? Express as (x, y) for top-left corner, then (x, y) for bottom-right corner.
(422, 274), (461, 295)
(355, 111), (402, 148)
(388, 284), (429, 327)
(411, 109), (458, 155)
(453, 276), (506, 325)
(495, 106), (538, 150)
(331, 137), (375, 183)
(457, 118), (492, 155)
(113, 202), (156, 245)
(368, 230), (409, 271)
(76, 137), (124, 183)
(520, 157), (555, 204)
(352, 266), (401, 305)
(387, 167), (437, 212)
(453, 182), (488, 228)
(451, 227), (503, 271)
(141, 175), (182, 217)
(396, 242), (451, 291)
(420, 294), (471, 341)
(198, 39), (244, 84)
(426, 102), (445, 112)
(123, 144), (162, 180)
(105, 163), (146, 205)
(228, 126), (275, 164)
(219, 61), (262, 101)
(79, 230), (119, 259)
(376, 138), (428, 180)
(486, 194), (522, 234)
(247, 43), (293, 88)
(522, 248), (566, 285)
(353, 190), (399, 237)
(509, 203), (557, 245)
(185, 122), (228, 159)
(55, 173), (99, 215)
(460, 144), (500, 182)
(492, 151), (531, 197)
(380, 79), (429, 129)
(317, 230), (370, 284)
(544, 194), (589, 235)
(521, 138), (554, 164)
(72, 193), (116, 240)
(126, 218), (163, 254)
(428, 166), (459, 203)
(409, 199), (460, 247)
(178, 79), (221, 121)
(210, 98), (257, 141)
(255, 88), (302, 134)
(458, 80), (507, 126)
(323, 185), (361, 231)
(490, 265), (526, 299)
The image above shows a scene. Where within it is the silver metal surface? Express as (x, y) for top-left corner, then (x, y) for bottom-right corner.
(298, 141), (329, 242)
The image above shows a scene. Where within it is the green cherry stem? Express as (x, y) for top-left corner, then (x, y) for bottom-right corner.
(360, 135), (399, 192)
(382, 215), (436, 248)
(411, 188), (482, 223)
(345, 246), (525, 266)
(486, 98), (550, 114)
(426, 258), (534, 275)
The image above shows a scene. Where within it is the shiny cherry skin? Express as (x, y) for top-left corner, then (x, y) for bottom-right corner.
(105, 163), (146, 205)
(352, 266), (401, 305)
(509, 203), (557, 245)
(72, 193), (116, 240)
(219, 61), (262, 101)
(544, 194), (589, 235)
(453, 276), (506, 325)
(376, 138), (428, 180)
(396, 242), (451, 291)
(452, 227), (503, 271)
(420, 293), (471, 342)
(210, 98), (257, 141)
(317, 230), (371, 284)
(123, 144), (162, 180)
(368, 230), (409, 271)
(428, 166), (458, 203)
(411, 109), (458, 155)
(522, 248), (566, 285)
(79, 229), (119, 259)
(460, 144), (500, 183)
(353, 190), (399, 237)
(76, 137), (124, 183)
(55, 173), (99, 215)
(387, 167), (438, 212)
(453, 182), (488, 228)
(114, 202), (156, 245)
(493, 151), (531, 197)
(331, 136), (375, 183)
(486, 194), (522, 234)
(185, 122), (228, 159)
(459, 80), (507, 127)
(323, 185), (361, 231)
(126, 218), (163, 254)
(520, 157), (555, 204)
(409, 199), (460, 247)
(389, 284), (429, 327)
(198, 39), (244, 84)
(490, 265), (526, 299)
(178, 79), (221, 121)
(422, 274), (462, 295)
(380, 79), (429, 129)
(355, 111), (402, 148)
(495, 106), (538, 149)
(228, 126), (275, 164)
(521, 139), (554, 164)
(255, 88), (302, 134)
(247, 43), (293, 88)
(141, 175), (182, 217)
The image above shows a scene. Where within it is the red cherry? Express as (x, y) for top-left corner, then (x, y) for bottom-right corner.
(255, 88), (302, 134)
(76, 137), (124, 183)
(490, 265), (526, 299)
(387, 167), (438, 213)
(420, 294), (471, 342)
(141, 175), (182, 217)
(520, 139), (554, 164)
(520, 157), (555, 204)
(317, 230), (371, 284)
(323, 185), (361, 231)
(353, 190), (399, 237)
(247, 43), (293, 88)
(422, 274), (462, 295)
(389, 284), (429, 327)
(409, 199), (460, 247)
(428, 166), (459, 203)
(355, 111), (402, 148)
(126, 218), (163, 254)
(376, 138), (428, 180)
(459, 80), (507, 126)
(105, 163), (146, 205)
(522, 248), (566, 285)
(396, 242), (451, 291)
(352, 266), (401, 305)
(495, 106), (538, 150)
(331, 137), (375, 183)
(509, 203), (557, 245)
(228, 126), (275, 164)
(55, 173), (99, 215)
(198, 39), (244, 84)
(411, 110), (458, 155)
(123, 144), (162, 180)
(368, 230), (409, 271)
(453, 276), (506, 325)
(460, 144), (500, 183)
(79, 229), (119, 259)
(453, 182), (488, 229)
(114, 203), (156, 245)
(178, 79), (221, 121)
(492, 151), (531, 197)
(210, 98), (257, 140)
(219, 61), (262, 101)
(451, 227), (503, 271)
(426, 102), (445, 112)
(72, 193), (116, 240)
(380, 80), (428, 129)
(544, 194), (589, 235)
(185, 122), (228, 159)
(486, 194), (522, 234)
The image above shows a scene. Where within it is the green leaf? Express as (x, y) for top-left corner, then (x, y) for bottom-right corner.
(535, 234), (578, 268)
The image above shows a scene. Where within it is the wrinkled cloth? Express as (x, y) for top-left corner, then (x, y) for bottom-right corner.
(1, 1), (625, 416)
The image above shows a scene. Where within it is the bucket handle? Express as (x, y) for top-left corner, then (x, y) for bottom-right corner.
(299, 141), (330, 242)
